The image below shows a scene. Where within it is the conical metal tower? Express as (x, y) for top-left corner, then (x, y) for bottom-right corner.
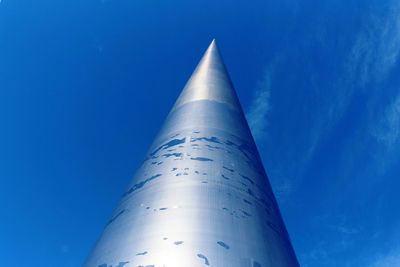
(84, 40), (299, 267)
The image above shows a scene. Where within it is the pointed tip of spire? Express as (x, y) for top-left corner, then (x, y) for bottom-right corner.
(208, 38), (217, 50)
(203, 38), (220, 59)
(171, 39), (242, 112)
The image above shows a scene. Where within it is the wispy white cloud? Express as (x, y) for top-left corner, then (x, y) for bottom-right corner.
(61, 244), (70, 253)
(330, 1), (400, 117)
(304, 0), (400, 174)
(246, 69), (271, 143)
(249, 1), (400, 266)
(367, 247), (400, 267)
(248, 0), (400, 205)
(371, 93), (400, 149)
(348, 1), (400, 88)
(267, 167), (295, 203)
(299, 214), (362, 266)
(361, 226), (400, 267)
(273, 177), (294, 201)
(246, 65), (299, 202)
(367, 92), (400, 175)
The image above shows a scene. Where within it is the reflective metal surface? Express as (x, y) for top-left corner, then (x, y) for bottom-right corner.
(83, 40), (299, 267)
(171, 40), (242, 113)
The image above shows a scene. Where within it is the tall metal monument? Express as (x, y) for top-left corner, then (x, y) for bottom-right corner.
(84, 40), (299, 267)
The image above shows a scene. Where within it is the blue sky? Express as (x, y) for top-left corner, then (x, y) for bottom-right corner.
(1, 0), (400, 266)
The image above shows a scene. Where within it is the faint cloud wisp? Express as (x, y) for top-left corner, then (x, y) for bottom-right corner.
(371, 93), (400, 149)
(349, 1), (400, 88)
(246, 70), (271, 143)
(367, 248), (400, 267)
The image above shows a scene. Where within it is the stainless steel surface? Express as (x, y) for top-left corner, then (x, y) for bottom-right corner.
(171, 39), (242, 113)
(83, 40), (299, 267)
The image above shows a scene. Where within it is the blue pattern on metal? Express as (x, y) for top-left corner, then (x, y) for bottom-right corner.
(83, 40), (299, 267)
(197, 254), (210, 265)
(217, 241), (230, 250)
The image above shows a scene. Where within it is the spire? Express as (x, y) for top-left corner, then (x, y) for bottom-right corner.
(171, 39), (242, 112)
(83, 40), (299, 267)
